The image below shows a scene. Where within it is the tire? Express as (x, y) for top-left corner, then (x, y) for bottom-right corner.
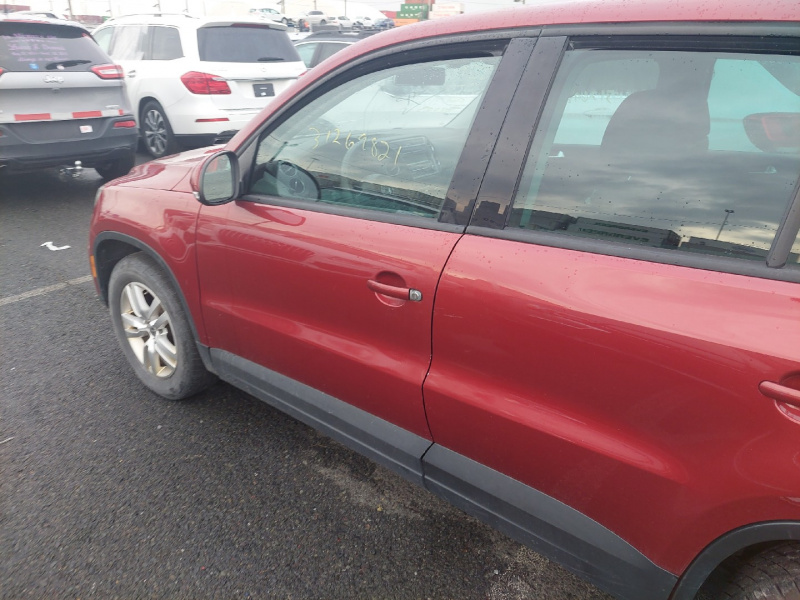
(319, 19), (326, 25)
(141, 100), (179, 159)
(714, 543), (800, 600)
(108, 253), (216, 400)
(94, 151), (135, 181)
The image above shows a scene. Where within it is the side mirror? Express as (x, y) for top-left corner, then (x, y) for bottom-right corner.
(194, 150), (239, 205)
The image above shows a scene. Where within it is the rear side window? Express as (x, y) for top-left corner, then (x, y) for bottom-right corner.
(0, 22), (109, 72)
(509, 49), (800, 263)
(149, 26), (182, 60)
(197, 25), (300, 63)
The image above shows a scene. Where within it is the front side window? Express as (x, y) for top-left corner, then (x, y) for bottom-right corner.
(294, 42), (317, 68)
(92, 26), (113, 54)
(248, 54), (501, 220)
(509, 49), (800, 263)
(107, 25), (145, 60)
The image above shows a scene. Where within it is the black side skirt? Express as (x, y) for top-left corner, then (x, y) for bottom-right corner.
(211, 349), (677, 600)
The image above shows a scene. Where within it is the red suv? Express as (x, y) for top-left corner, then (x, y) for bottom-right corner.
(89, 1), (800, 598)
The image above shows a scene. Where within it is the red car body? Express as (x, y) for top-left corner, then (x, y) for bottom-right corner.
(90, 1), (800, 598)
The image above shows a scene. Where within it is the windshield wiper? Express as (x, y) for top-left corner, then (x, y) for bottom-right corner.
(45, 59), (92, 70)
(257, 57), (285, 62)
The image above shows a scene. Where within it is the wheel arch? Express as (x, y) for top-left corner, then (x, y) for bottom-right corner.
(670, 521), (800, 600)
(137, 95), (161, 123)
(92, 232), (215, 373)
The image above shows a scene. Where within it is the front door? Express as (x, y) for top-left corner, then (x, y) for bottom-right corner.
(196, 49), (505, 437)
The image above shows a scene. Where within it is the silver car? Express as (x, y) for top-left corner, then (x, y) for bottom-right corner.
(0, 17), (137, 180)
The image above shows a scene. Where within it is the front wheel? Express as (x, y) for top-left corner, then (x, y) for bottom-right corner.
(141, 100), (179, 159)
(108, 253), (216, 399)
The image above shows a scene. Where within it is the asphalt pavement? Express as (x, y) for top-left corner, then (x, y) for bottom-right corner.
(0, 160), (613, 600)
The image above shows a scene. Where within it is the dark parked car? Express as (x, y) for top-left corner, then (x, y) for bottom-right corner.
(372, 16), (394, 30)
(293, 30), (377, 68)
(0, 16), (137, 179)
(90, 1), (800, 598)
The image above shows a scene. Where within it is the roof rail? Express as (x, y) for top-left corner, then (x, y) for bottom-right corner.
(105, 12), (198, 22)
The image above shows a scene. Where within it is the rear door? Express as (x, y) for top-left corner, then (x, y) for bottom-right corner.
(195, 38), (531, 439)
(424, 33), (800, 575)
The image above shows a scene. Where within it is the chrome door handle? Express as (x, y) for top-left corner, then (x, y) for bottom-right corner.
(367, 279), (422, 302)
(759, 381), (800, 408)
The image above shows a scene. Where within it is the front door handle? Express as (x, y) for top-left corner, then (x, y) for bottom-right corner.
(127, 69), (136, 78)
(367, 279), (422, 302)
(759, 380), (800, 408)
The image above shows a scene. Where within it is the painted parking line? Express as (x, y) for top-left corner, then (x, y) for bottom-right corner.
(0, 275), (93, 308)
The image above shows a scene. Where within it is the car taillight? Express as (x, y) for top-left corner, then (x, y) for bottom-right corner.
(91, 64), (124, 79)
(180, 71), (231, 95)
(114, 120), (137, 128)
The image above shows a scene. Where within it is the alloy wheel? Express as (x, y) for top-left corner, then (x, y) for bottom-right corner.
(119, 281), (177, 378)
(143, 108), (168, 156)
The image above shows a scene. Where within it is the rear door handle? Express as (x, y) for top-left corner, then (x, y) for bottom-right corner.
(759, 380), (800, 408)
(367, 279), (422, 302)
(127, 69), (136, 78)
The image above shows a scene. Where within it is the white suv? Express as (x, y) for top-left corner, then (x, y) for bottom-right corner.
(93, 14), (306, 158)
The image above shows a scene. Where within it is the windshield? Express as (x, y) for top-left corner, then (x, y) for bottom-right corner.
(197, 25), (300, 63)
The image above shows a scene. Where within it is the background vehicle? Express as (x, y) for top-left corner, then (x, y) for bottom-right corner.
(304, 10), (329, 27)
(329, 15), (352, 30)
(90, 2), (800, 599)
(0, 17), (137, 180)
(372, 16), (394, 30)
(293, 30), (376, 68)
(249, 6), (296, 27)
(352, 15), (373, 29)
(92, 14), (305, 158)
(351, 15), (394, 30)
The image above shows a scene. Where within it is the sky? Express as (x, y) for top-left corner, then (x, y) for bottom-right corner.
(29, 0), (525, 19)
